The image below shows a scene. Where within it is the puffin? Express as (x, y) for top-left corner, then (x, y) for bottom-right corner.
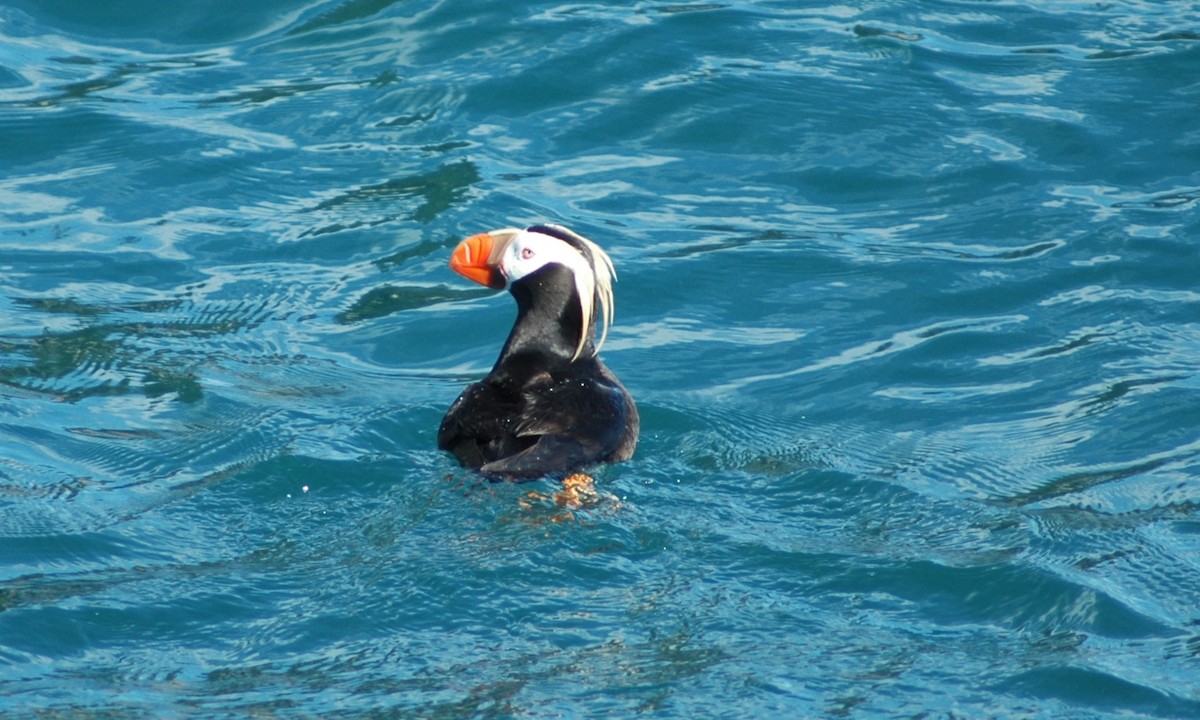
(437, 223), (639, 480)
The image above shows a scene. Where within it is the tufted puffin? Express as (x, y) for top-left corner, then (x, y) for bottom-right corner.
(437, 224), (639, 480)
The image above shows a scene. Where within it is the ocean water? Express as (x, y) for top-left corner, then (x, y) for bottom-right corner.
(2, 0), (1199, 717)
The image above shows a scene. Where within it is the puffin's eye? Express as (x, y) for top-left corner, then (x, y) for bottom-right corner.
(520, 247), (535, 260)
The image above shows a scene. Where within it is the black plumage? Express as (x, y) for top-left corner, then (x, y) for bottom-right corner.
(437, 224), (638, 479)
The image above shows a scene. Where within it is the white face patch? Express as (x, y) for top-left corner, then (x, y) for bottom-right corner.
(491, 227), (616, 361)
(499, 230), (593, 285)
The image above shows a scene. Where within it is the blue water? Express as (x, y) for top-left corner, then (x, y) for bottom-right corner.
(2, 0), (1200, 716)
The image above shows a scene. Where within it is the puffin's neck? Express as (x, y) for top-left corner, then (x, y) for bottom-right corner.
(492, 265), (594, 378)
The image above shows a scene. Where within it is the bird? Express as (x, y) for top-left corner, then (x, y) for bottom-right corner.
(437, 223), (639, 480)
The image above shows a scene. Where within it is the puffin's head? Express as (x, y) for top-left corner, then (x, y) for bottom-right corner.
(449, 224), (616, 361)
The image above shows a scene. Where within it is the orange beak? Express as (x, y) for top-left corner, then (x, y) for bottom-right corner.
(449, 232), (507, 289)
